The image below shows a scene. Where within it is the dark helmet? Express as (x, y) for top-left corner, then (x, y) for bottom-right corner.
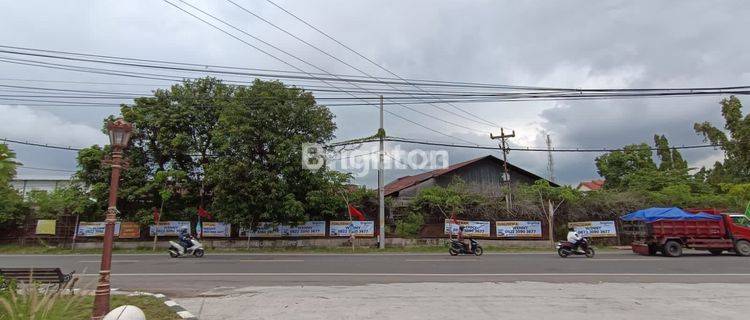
(568, 227), (575, 232)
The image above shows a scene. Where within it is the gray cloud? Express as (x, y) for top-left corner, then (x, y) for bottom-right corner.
(1, 0), (746, 186)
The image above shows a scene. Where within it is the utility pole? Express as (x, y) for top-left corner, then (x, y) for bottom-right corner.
(490, 128), (515, 210)
(378, 95), (385, 249)
(546, 134), (555, 183)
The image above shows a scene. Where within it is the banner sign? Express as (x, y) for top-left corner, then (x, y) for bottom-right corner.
(240, 222), (282, 238)
(282, 221), (326, 237)
(444, 219), (491, 237)
(35, 220), (56, 235)
(241, 221), (326, 237)
(118, 222), (141, 238)
(76, 221), (122, 237)
(201, 222), (231, 237)
(569, 221), (617, 237)
(149, 221), (191, 236)
(329, 221), (375, 237)
(495, 221), (542, 238)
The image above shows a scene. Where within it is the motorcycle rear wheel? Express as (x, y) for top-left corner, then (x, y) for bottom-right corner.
(449, 248), (459, 256)
(194, 249), (205, 258)
(557, 248), (570, 258)
(169, 250), (179, 258)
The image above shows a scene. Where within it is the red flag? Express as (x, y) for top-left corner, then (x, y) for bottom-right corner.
(198, 206), (213, 220)
(348, 204), (365, 221)
(450, 212), (458, 224)
(153, 207), (160, 223)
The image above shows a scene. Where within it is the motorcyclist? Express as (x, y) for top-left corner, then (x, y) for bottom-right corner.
(178, 226), (193, 254)
(457, 226), (472, 254)
(566, 227), (584, 252)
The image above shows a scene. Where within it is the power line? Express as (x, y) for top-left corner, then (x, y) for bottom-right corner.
(224, 0), (496, 131)
(161, 0), (482, 144)
(262, 0), (502, 129)
(18, 166), (77, 173)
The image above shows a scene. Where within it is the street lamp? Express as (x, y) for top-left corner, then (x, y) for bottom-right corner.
(92, 118), (133, 320)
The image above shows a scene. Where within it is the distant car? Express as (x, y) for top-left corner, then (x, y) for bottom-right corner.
(730, 214), (750, 227)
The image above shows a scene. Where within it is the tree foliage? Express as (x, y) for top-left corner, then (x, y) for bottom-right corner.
(694, 95), (750, 183)
(71, 77), (352, 227)
(0, 144), (26, 226)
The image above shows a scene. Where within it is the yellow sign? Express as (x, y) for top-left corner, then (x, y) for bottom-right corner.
(118, 222), (141, 238)
(35, 219), (56, 235)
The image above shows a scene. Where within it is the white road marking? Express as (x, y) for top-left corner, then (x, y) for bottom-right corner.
(78, 272), (750, 277)
(406, 259), (482, 262)
(239, 259), (304, 262)
(79, 260), (140, 263)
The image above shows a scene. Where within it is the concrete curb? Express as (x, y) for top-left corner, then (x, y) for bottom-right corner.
(124, 291), (198, 320)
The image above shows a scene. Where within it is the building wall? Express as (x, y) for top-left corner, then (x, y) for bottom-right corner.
(10, 179), (71, 197)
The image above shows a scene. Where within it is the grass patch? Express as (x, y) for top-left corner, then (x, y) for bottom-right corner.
(62, 295), (180, 320)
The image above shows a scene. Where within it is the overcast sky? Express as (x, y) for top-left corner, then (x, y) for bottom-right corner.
(1, 0), (748, 186)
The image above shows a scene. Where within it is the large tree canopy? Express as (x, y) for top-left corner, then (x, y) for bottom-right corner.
(0, 144), (25, 225)
(74, 77), (354, 226)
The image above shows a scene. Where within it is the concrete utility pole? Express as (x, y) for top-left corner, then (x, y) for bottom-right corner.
(378, 95), (385, 249)
(490, 128), (515, 210)
(546, 134), (555, 183)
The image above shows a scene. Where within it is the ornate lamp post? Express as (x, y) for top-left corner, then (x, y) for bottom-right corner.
(92, 118), (133, 320)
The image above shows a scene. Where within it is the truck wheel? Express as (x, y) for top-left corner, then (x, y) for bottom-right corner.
(735, 240), (750, 257)
(708, 249), (723, 256)
(662, 241), (683, 257)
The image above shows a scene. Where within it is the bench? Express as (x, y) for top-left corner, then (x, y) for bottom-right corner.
(0, 268), (78, 291)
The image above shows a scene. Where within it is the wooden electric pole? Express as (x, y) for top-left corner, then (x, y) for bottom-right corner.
(490, 128), (515, 210)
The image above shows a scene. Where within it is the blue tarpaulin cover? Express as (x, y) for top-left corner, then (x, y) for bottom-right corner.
(621, 207), (722, 222)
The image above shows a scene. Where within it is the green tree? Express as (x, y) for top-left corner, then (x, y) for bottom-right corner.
(694, 95), (750, 182)
(205, 79), (342, 228)
(0, 144), (26, 226)
(595, 143), (656, 189)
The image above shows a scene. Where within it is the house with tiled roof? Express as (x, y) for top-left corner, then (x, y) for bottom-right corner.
(576, 179), (605, 192)
(384, 155), (557, 202)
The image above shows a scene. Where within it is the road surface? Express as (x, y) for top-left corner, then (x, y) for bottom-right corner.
(2, 251), (749, 297)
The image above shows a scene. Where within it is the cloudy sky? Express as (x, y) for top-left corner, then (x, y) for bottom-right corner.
(1, 0), (748, 186)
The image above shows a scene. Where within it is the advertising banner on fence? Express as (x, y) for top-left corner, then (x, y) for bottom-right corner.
(241, 221), (326, 237)
(149, 221), (191, 236)
(329, 221), (375, 237)
(201, 222), (231, 237)
(444, 219), (491, 237)
(569, 221), (617, 237)
(76, 222), (122, 237)
(118, 222), (141, 238)
(240, 222), (281, 238)
(35, 220), (56, 235)
(282, 221), (326, 237)
(495, 221), (543, 238)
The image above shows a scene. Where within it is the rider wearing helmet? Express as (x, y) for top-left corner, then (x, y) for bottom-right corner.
(178, 226), (192, 254)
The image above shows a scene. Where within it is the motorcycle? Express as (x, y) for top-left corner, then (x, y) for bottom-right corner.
(449, 239), (483, 256)
(556, 237), (595, 258)
(168, 237), (205, 258)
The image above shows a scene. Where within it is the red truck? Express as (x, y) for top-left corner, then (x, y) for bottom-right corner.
(624, 212), (750, 257)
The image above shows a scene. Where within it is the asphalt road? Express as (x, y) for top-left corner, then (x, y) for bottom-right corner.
(2, 251), (749, 297)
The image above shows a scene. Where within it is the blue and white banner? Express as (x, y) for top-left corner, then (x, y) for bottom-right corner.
(149, 221), (191, 236)
(241, 221), (326, 237)
(201, 222), (231, 237)
(76, 221), (122, 237)
(329, 221), (375, 237)
(444, 219), (491, 237)
(569, 221), (617, 237)
(495, 221), (542, 238)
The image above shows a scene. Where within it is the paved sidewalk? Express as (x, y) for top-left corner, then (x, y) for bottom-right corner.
(176, 282), (750, 320)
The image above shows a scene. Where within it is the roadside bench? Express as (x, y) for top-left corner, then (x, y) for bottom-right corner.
(0, 268), (78, 290)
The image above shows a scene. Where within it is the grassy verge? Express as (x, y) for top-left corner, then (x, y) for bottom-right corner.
(0, 290), (178, 320)
(0, 243), (623, 255)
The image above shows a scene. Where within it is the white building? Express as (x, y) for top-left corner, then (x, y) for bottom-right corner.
(11, 178), (72, 197)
